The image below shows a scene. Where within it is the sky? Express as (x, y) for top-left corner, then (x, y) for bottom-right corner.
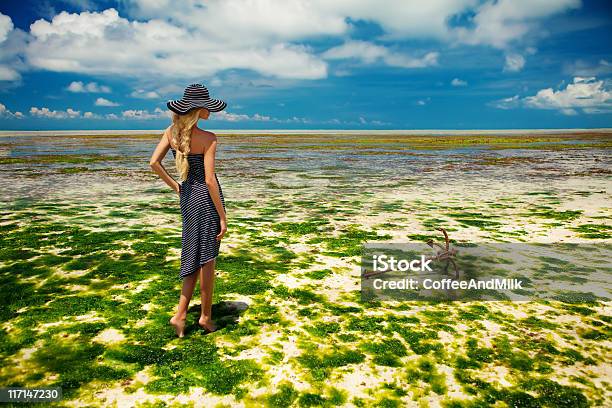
(0, 0), (611, 130)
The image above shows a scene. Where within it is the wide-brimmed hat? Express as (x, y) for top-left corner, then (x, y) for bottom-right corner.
(166, 83), (227, 115)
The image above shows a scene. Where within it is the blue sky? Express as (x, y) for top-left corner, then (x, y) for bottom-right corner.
(0, 0), (611, 130)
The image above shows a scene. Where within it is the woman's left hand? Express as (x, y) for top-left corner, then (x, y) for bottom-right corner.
(175, 183), (181, 196)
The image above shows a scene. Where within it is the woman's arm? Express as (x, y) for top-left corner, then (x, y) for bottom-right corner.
(149, 129), (181, 195)
(203, 136), (227, 240)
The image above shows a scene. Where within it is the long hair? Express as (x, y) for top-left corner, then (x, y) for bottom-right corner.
(170, 108), (201, 181)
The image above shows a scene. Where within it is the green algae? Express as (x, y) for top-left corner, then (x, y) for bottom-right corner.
(530, 208), (583, 221)
(297, 347), (365, 381)
(406, 357), (447, 395)
(271, 219), (331, 236)
(0, 153), (124, 165)
(360, 338), (407, 367)
(570, 223), (612, 239)
(1, 132), (610, 406)
(307, 225), (392, 257)
(266, 382), (299, 407)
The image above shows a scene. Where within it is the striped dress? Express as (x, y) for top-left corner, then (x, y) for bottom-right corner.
(171, 147), (225, 279)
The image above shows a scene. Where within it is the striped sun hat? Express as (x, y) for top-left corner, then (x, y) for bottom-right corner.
(166, 83), (227, 115)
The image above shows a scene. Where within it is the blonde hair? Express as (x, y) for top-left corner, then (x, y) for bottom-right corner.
(170, 108), (202, 181)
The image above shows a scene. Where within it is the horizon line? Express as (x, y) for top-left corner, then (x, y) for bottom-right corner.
(1, 127), (611, 137)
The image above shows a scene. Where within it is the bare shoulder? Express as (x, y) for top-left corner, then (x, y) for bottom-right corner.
(194, 127), (217, 145)
(162, 125), (173, 146)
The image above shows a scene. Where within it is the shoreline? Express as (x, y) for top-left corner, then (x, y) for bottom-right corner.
(1, 128), (611, 137)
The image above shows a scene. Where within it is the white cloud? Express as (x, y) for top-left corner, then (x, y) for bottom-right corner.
(130, 89), (161, 99)
(453, 0), (581, 48)
(94, 97), (119, 107)
(116, 107), (310, 123)
(0, 12), (27, 81)
(0, 102), (24, 118)
(0, 1), (587, 83)
(125, 0), (349, 45)
(504, 53), (525, 72)
(213, 110), (312, 123)
(451, 78), (468, 86)
(124, 0), (580, 50)
(491, 94), (520, 109)
(25, 8), (328, 80)
(354, 116), (389, 125)
(8, 106), (153, 120)
(565, 59), (612, 77)
(0, 12), (13, 43)
(0, 65), (20, 81)
(122, 107), (170, 120)
(67, 81), (111, 93)
(492, 77), (612, 115)
(416, 97), (431, 106)
(30, 106), (81, 119)
(524, 77), (611, 114)
(214, 111), (269, 122)
(322, 40), (438, 69)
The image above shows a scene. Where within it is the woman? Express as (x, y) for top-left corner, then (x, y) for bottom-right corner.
(149, 83), (228, 337)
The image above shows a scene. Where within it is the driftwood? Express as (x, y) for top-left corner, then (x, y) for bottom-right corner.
(425, 227), (459, 278)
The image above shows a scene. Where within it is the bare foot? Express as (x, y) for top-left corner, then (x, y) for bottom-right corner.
(198, 317), (217, 333)
(170, 315), (186, 338)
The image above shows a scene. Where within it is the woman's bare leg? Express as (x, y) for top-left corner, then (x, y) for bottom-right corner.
(170, 270), (199, 337)
(198, 259), (217, 332)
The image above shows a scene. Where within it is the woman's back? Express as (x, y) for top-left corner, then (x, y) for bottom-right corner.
(168, 126), (213, 155)
(168, 127), (217, 183)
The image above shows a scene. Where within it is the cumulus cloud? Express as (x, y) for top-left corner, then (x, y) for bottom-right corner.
(115, 107), (307, 123)
(0, 102), (24, 118)
(322, 40), (438, 69)
(453, 0), (581, 48)
(492, 77), (612, 115)
(504, 53), (526, 72)
(213, 110), (311, 123)
(124, 0), (581, 49)
(0, 1), (587, 84)
(94, 97), (119, 106)
(0, 12), (12, 43)
(0, 12), (27, 81)
(30, 106), (81, 119)
(214, 111), (268, 122)
(26, 106), (156, 120)
(524, 77), (611, 114)
(130, 89), (161, 99)
(451, 78), (468, 86)
(67, 81), (111, 93)
(25, 8), (327, 80)
(121, 107), (170, 120)
(0, 66), (20, 82)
